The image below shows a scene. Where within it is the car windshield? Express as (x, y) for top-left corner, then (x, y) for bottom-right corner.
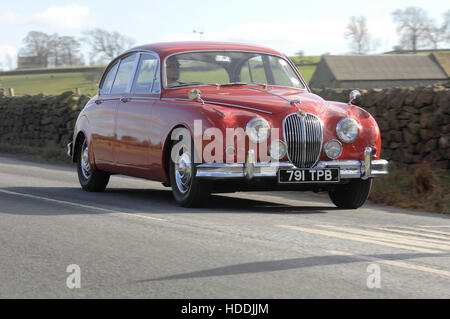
(165, 51), (304, 89)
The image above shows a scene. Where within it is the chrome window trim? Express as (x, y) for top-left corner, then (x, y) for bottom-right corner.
(162, 50), (307, 91)
(99, 49), (161, 97)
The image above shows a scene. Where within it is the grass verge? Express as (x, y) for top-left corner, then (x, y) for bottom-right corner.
(0, 144), (71, 164)
(370, 164), (449, 214)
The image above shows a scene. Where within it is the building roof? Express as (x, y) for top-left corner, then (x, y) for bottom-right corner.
(321, 54), (448, 81)
(432, 52), (450, 77)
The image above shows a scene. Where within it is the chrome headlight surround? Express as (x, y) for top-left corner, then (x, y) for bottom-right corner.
(336, 118), (360, 143)
(246, 117), (270, 144)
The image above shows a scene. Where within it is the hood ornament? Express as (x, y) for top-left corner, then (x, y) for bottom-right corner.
(290, 99), (305, 117)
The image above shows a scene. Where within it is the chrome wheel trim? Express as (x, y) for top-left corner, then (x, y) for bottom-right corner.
(175, 151), (192, 194)
(80, 141), (92, 180)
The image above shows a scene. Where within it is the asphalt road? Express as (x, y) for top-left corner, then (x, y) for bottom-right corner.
(0, 154), (449, 298)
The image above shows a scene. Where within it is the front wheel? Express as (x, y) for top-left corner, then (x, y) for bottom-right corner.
(328, 178), (373, 209)
(77, 138), (110, 192)
(169, 140), (211, 207)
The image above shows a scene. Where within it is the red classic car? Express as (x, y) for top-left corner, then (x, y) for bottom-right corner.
(68, 42), (388, 208)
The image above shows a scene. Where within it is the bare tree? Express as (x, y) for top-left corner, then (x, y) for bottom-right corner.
(344, 16), (379, 54)
(20, 31), (51, 67)
(59, 36), (83, 66)
(49, 35), (84, 67)
(83, 28), (135, 64)
(422, 10), (450, 49)
(392, 7), (431, 53)
(48, 33), (62, 67)
(442, 9), (450, 44)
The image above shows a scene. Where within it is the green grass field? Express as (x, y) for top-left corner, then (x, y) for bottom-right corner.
(0, 56), (320, 96)
(0, 71), (100, 96)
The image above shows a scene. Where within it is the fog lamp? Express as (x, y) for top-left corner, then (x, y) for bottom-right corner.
(269, 140), (287, 160)
(324, 139), (342, 159)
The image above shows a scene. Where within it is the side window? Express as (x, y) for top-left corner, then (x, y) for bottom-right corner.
(100, 62), (119, 95)
(131, 54), (158, 94)
(240, 56), (267, 84)
(111, 54), (137, 94)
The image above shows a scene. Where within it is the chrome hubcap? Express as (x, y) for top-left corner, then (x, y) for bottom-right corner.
(175, 151), (192, 194)
(81, 141), (91, 180)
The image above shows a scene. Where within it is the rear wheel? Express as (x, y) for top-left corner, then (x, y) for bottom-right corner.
(329, 178), (372, 209)
(77, 138), (110, 192)
(169, 139), (211, 207)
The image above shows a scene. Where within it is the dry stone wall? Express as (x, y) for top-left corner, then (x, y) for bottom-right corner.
(312, 86), (449, 168)
(0, 87), (448, 167)
(0, 91), (88, 158)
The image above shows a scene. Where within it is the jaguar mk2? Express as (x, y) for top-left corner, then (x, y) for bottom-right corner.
(68, 42), (388, 207)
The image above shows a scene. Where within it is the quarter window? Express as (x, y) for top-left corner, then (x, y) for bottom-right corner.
(100, 62), (119, 95)
(111, 54), (137, 94)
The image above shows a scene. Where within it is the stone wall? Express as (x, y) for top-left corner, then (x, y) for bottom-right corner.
(0, 87), (448, 167)
(312, 86), (449, 168)
(0, 91), (88, 158)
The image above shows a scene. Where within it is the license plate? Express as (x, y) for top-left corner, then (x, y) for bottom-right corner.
(278, 168), (340, 183)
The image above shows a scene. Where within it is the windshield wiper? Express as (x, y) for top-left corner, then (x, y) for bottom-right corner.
(169, 82), (219, 88)
(219, 82), (268, 88)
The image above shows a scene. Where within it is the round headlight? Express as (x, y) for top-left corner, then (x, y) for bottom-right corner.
(324, 139), (342, 159)
(336, 118), (360, 143)
(269, 140), (287, 160)
(246, 117), (270, 144)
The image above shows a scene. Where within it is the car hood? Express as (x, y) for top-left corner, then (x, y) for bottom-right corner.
(163, 87), (331, 115)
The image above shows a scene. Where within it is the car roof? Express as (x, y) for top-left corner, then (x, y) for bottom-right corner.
(126, 41), (284, 59)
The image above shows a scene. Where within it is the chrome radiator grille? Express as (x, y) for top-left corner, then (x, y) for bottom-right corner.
(283, 113), (323, 168)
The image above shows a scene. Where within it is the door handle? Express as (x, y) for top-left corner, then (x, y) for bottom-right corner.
(95, 99), (102, 104)
(120, 97), (130, 103)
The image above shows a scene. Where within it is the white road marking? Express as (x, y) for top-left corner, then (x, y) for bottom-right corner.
(275, 224), (441, 253)
(368, 226), (450, 241)
(317, 225), (450, 251)
(419, 225), (450, 228)
(0, 189), (168, 222)
(326, 250), (450, 278)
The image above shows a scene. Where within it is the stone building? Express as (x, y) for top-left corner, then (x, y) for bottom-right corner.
(17, 56), (44, 69)
(309, 54), (449, 89)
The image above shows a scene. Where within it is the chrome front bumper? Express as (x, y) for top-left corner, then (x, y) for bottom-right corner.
(196, 148), (389, 180)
